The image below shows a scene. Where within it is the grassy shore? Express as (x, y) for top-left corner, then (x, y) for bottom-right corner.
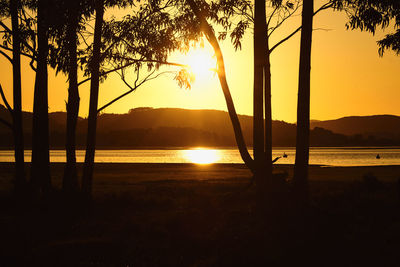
(0, 163), (400, 266)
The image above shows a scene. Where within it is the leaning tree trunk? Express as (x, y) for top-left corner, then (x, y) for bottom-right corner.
(253, 0), (266, 185)
(82, 0), (104, 199)
(293, 0), (314, 205)
(10, 0), (26, 197)
(31, 0), (51, 197)
(63, 4), (80, 194)
(186, 0), (254, 171)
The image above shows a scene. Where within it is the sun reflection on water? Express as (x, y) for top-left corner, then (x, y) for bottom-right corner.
(183, 148), (221, 164)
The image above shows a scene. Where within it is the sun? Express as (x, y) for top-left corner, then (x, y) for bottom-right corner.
(184, 48), (216, 81)
(183, 148), (221, 164)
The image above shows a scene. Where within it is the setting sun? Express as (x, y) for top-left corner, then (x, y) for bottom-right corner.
(183, 148), (221, 164)
(183, 48), (217, 81)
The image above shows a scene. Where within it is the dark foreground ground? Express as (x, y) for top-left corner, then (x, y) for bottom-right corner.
(0, 163), (400, 266)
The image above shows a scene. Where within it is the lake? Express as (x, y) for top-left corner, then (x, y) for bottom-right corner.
(1, 147), (400, 166)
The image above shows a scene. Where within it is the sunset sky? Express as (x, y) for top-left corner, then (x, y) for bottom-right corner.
(1, 0), (400, 123)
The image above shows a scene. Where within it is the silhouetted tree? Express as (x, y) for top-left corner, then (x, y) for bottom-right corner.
(47, 0), (93, 194)
(82, 0), (104, 199)
(189, 0), (332, 187)
(79, 0), (210, 198)
(62, 2), (81, 193)
(30, 0), (51, 197)
(186, 0), (255, 170)
(2, 0), (198, 200)
(0, 0), (57, 199)
(253, 0), (267, 186)
(293, 0), (314, 205)
(0, 0), (27, 197)
(206, 0), (295, 182)
(0, 1), (53, 198)
(186, 1), (333, 195)
(333, 0), (400, 183)
(10, 0), (26, 197)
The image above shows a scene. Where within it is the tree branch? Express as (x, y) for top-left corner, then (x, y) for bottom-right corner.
(269, 1), (301, 37)
(266, 6), (279, 28)
(0, 49), (12, 63)
(270, 25), (301, 53)
(29, 58), (37, 71)
(97, 69), (171, 114)
(0, 20), (37, 57)
(0, 44), (35, 60)
(78, 31), (91, 48)
(270, 2), (333, 53)
(78, 59), (188, 87)
(0, 84), (13, 115)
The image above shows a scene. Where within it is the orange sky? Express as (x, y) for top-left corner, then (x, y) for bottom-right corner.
(1, 1), (400, 123)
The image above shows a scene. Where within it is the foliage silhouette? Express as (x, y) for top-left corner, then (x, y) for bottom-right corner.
(333, 0), (400, 56)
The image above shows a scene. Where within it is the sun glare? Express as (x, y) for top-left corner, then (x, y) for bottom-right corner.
(183, 148), (221, 164)
(184, 48), (216, 81)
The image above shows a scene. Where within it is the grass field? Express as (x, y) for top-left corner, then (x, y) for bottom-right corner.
(0, 163), (399, 266)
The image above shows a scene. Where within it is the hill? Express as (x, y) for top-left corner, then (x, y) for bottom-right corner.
(1, 105), (400, 148)
(310, 115), (400, 140)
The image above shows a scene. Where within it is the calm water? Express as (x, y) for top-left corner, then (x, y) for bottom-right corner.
(1, 148), (400, 166)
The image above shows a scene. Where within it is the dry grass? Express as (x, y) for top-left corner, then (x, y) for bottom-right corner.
(0, 163), (399, 266)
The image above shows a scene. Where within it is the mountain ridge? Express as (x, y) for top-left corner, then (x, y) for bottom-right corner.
(1, 105), (399, 148)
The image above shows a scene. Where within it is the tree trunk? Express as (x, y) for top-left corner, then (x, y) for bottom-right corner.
(186, 0), (254, 171)
(31, 0), (51, 197)
(294, 0), (313, 205)
(264, 42), (273, 184)
(253, 0), (267, 185)
(82, 0), (104, 199)
(10, 0), (26, 197)
(63, 4), (80, 194)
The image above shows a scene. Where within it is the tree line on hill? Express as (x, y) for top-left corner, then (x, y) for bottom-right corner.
(1, 105), (399, 148)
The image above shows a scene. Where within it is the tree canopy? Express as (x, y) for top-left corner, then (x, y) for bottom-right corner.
(333, 0), (400, 55)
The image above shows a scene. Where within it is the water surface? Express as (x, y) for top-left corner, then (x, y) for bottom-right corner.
(1, 147), (399, 166)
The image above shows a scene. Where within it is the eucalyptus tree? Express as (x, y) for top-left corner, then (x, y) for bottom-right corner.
(7, 0), (81, 197)
(332, 0), (400, 189)
(81, 0), (104, 198)
(185, 0), (255, 172)
(0, 0), (93, 197)
(48, 0), (144, 195)
(61, 1), (83, 193)
(293, 0), (400, 204)
(210, 0), (298, 185)
(0, 0), (27, 196)
(252, 0), (268, 186)
(10, 0), (26, 196)
(80, 0), (198, 198)
(1, 0), (53, 197)
(47, 0), (95, 194)
(0, 0), (59, 198)
(184, 0), (284, 184)
(29, 0), (54, 196)
(293, 0), (313, 205)
(185, 0), (332, 191)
